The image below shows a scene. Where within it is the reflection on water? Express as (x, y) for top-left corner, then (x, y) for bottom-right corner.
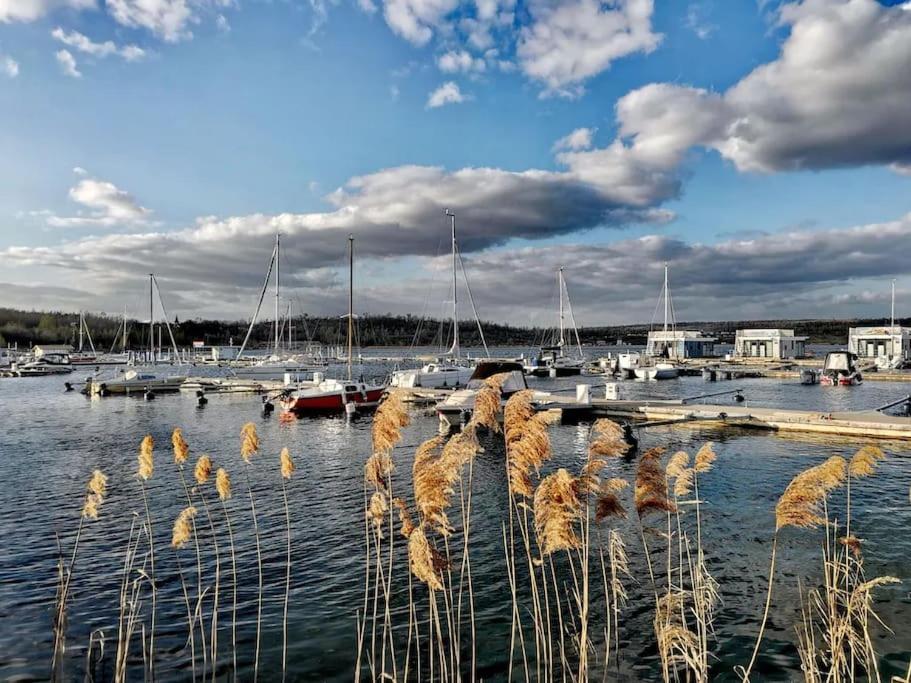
(1, 348), (910, 680)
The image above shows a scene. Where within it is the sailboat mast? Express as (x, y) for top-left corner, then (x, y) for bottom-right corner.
(122, 307), (127, 353)
(663, 262), (669, 333)
(445, 209), (459, 358)
(891, 278), (896, 332)
(78, 311), (84, 353)
(347, 235), (354, 382)
(558, 267), (565, 349)
(274, 234), (280, 353)
(149, 273), (155, 364)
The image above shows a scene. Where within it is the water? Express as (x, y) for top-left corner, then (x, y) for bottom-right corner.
(1, 347), (910, 681)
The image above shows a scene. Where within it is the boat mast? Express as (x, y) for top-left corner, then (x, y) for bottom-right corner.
(122, 307), (128, 353)
(558, 267), (566, 351)
(347, 235), (354, 382)
(274, 233), (280, 353)
(445, 209), (459, 358)
(891, 278), (896, 332)
(663, 262), (669, 333)
(78, 311), (84, 352)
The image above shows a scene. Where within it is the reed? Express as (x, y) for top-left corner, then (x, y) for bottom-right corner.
(194, 454), (222, 682)
(136, 434), (158, 679)
(279, 447), (295, 682)
(216, 466), (239, 676)
(240, 422), (264, 681)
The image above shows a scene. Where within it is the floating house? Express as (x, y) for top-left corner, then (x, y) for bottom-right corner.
(734, 329), (807, 360)
(645, 330), (716, 359)
(848, 326), (911, 363)
(33, 344), (74, 359)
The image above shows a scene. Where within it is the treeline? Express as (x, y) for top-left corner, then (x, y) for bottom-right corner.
(0, 307), (906, 349)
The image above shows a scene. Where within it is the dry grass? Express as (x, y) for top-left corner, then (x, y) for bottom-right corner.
(172, 428), (189, 466)
(171, 506), (198, 549)
(408, 525), (445, 591)
(775, 455), (847, 530)
(635, 447), (674, 519)
(194, 455), (212, 485)
(533, 468), (583, 556)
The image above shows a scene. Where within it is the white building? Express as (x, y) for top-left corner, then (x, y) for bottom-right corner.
(734, 329), (807, 360)
(645, 330), (716, 359)
(848, 326), (911, 363)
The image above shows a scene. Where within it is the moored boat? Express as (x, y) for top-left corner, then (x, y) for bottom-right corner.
(820, 351), (863, 386)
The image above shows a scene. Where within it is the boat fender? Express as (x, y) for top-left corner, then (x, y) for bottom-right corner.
(734, 393), (745, 403)
(144, 389), (156, 401)
(262, 399), (274, 415)
(197, 392), (208, 407)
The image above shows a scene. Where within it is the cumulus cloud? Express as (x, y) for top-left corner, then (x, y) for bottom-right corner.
(1, 54), (17, 77)
(107, 0), (193, 42)
(0, 0), (93, 23)
(616, 0), (911, 173)
(437, 49), (485, 73)
(55, 49), (81, 77)
(382, 0), (459, 46)
(44, 171), (152, 227)
(426, 81), (468, 108)
(517, 0), (661, 98)
(553, 127), (596, 152)
(52, 27), (146, 61)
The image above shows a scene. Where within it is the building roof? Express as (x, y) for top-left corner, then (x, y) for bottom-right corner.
(646, 330), (717, 342)
(849, 326), (911, 337)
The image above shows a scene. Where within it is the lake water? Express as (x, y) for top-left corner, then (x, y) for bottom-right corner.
(1, 347), (910, 681)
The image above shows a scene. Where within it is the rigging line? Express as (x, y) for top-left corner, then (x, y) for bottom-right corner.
(82, 314), (97, 354)
(456, 246), (489, 358)
(237, 242), (277, 358)
(410, 234), (445, 352)
(648, 276), (664, 331)
(152, 275), (182, 364)
(561, 274), (584, 360)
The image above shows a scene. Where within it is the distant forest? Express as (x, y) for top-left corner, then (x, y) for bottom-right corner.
(0, 307), (907, 349)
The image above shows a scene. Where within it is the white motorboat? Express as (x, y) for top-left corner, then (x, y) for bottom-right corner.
(230, 357), (322, 380)
(390, 361), (474, 389)
(88, 369), (186, 395)
(634, 362), (679, 381)
(437, 360), (527, 431)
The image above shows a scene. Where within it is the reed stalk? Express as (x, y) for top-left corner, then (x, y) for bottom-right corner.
(240, 422), (263, 681)
(216, 467), (238, 677)
(279, 447), (294, 682)
(137, 435), (157, 680)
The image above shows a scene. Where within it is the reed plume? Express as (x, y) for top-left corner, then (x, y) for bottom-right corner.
(368, 491), (389, 536)
(216, 468), (232, 501)
(137, 435), (154, 480)
(82, 470), (108, 520)
(172, 427), (189, 465)
(365, 451), (394, 492)
(240, 422), (259, 463)
(471, 383), (502, 432)
(635, 447), (673, 518)
(589, 418), (631, 457)
(595, 478), (628, 522)
(194, 454), (212, 485)
(694, 442), (716, 473)
(408, 525), (445, 591)
(533, 468), (582, 556)
(372, 389), (411, 455)
(504, 391), (554, 498)
(412, 431), (479, 536)
(171, 506), (198, 549)
(280, 447), (294, 480)
(654, 591), (704, 681)
(393, 498), (416, 539)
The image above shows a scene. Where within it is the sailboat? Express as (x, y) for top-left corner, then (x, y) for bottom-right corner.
(524, 267), (585, 377)
(280, 236), (386, 414)
(231, 234), (323, 380)
(390, 209), (487, 389)
(635, 263), (679, 380)
(88, 275), (186, 395)
(69, 312), (98, 364)
(875, 279), (904, 370)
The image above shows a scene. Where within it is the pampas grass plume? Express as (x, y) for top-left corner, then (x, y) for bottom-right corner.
(775, 455), (846, 530)
(194, 454), (213, 485)
(172, 428), (189, 466)
(171, 506), (198, 548)
(137, 435), (154, 480)
(240, 422), (259, 463)
(216, 467), (232, 501)
(280, 447), (294, 480)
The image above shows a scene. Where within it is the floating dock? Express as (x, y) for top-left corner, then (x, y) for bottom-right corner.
(533, 393), (911, 441)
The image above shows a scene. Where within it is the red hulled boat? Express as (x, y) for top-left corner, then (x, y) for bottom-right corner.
(280, 378), (385, 414)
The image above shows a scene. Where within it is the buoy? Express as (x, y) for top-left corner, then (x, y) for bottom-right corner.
(734, 393), (745, 403)
(144, 389), (156, 401)
(64, 382), (74, 392)
(196, 390), (208, 407)
(262, 399), (275, 416)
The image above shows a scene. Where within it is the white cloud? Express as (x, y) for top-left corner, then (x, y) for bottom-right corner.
(517, 0), (661, 98)
(0, 0), (93, 23)
(426, 80), (468, 108)
(51, 27), (146, 61)
(437, 49), (485, 73)
(1, 54), (17, 77)
(685, 2), (716, 39)
(553, 127), (595, 152)
(617, 0), (911, 174)
(215, 13), (229, 32)
(381, 0), (459, 46)
(107, 0), (193, 42)
(55, 49), (81, 78)
(45, 170), (152, 227)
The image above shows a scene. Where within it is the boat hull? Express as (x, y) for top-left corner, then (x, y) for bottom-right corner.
(282, 387), (385, 414)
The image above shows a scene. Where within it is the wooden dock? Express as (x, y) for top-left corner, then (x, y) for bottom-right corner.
(533, 394), (911, 441)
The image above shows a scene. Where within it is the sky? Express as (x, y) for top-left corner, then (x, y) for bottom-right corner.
(1, 0), (910, 328)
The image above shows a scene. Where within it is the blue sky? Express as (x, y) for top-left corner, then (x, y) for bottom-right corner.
(1, 0), (910, 326)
